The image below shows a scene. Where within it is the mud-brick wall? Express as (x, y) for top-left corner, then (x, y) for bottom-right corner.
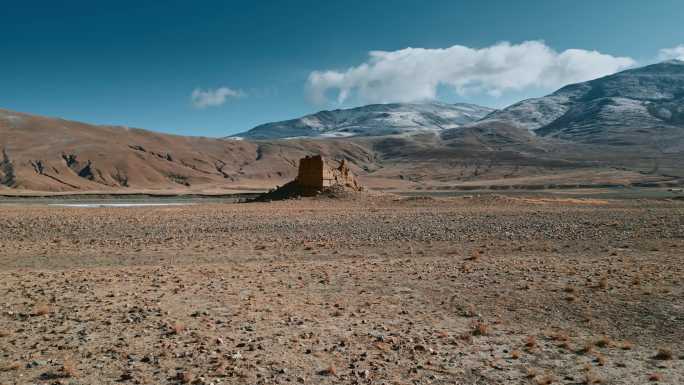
(297, 155), (325, 188)
(321, 166), (334, 187)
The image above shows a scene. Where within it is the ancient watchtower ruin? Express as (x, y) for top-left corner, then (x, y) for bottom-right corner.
(252, 155), (363, 201)
(295, 155), (361, 191)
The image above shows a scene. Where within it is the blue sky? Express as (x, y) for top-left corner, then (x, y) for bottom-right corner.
(1, 0), (683, 137)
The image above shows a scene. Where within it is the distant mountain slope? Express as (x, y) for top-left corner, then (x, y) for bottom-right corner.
(0, 109), (377, 192)
(2, 61), (684, 193)
(478, 60), (684, 151)
(233, 102), (494, 139)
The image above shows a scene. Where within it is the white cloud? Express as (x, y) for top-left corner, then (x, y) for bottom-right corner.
(306, 41), (635, 105)
(658, 45), (684, 61)
(191, 87), (244, 108)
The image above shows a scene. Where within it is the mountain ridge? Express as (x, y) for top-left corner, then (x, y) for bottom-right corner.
(1, 61), (683, 193)
(232, 102), (495, 139)
(477, 60), (684, 150)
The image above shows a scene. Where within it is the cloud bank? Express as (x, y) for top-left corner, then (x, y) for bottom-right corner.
(191, 87), (243, 108)
(659, 45), (684, 61)
(306, 41), (635, 105)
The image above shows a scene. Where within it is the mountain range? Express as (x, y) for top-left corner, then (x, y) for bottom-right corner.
(233, 103), (494, 139)
(1, 61), (683, 193)
(481, 59), (684, 152)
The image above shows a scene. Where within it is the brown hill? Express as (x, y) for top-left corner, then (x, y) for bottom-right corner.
(1, 108), (682, 194)
(0, 108), (380, 192)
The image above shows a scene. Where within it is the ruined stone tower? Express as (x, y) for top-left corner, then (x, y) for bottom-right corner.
(295, 155), (360, 191)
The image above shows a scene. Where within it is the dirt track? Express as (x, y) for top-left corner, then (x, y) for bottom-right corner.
(1, 196), (682, 384)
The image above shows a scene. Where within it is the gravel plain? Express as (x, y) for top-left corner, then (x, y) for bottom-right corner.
(0, 195), (682, 385)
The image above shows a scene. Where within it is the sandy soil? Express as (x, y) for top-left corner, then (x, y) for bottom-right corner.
(0, 195), (682, 384)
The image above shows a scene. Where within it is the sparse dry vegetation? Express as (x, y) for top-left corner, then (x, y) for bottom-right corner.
(0, 197), (681, 384)
(595, 335), (612, 348)
(33, 303), (51, 316)
(594, 353), (607, 366)
(0, 362), (21, 372)
(525, 367), (539, 379)
(169, 321), (185, 335)
(177, 371), (194, 384)
(320, 364), (337, 376)
(525, 335), (538, 350)
(654, 348), (673, 360)
(557, 340), (571, 350)
(584, 369), (604, 384)
(471, 320), (490, 336)
(62, 357), (78, 378)
(577, 341), (595, 355)
(620, 340), (634, 350)
(535, 374), (556, 385)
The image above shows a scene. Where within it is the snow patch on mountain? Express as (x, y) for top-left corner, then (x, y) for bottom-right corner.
(233, 102), (494, 139)
(476, 60), (684, 148)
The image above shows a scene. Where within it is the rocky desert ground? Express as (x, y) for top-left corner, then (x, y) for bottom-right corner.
(1, 194), (683, 385)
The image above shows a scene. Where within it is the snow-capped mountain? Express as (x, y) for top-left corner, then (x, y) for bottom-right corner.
(477, 60), (684, 150)
(233, 60), (683, 152)
(233, 102), (494, 139)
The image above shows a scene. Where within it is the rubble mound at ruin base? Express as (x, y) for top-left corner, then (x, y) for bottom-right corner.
(252, 181), (366, 202)
(251, 155), (370, 201)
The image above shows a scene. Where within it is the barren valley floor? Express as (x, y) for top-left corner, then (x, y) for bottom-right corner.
(0, 195), (682, 384)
